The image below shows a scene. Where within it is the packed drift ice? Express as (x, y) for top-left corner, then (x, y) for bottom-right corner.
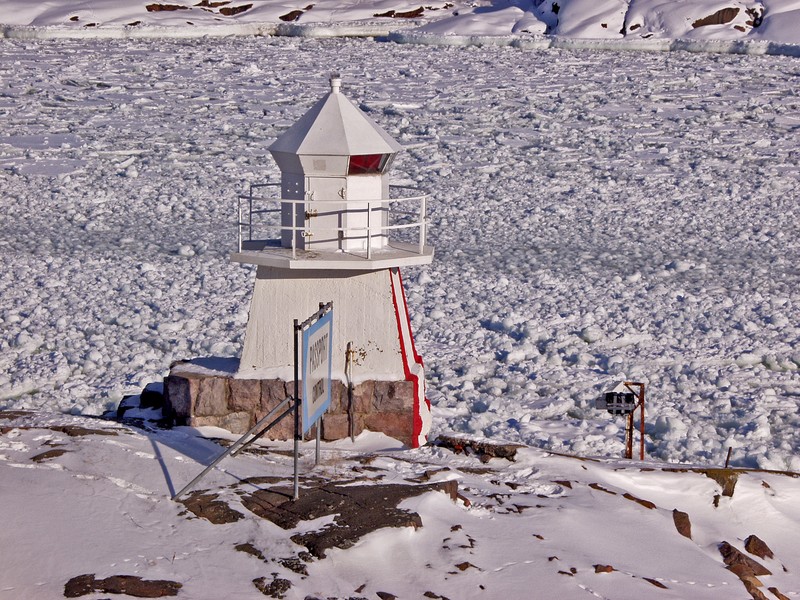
(1, 36), (798, 470)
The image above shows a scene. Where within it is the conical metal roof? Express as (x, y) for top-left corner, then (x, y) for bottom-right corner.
(269, 77), (402, 157)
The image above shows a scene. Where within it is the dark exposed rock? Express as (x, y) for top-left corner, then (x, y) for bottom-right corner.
(48, 425), (119, 437)
(219, 4), (252, 16)
(235, 542), (266, 561)
(672, 509), (692, 539)
(96, 575), (181, 597)
(374, 7), (424, 18)
(116, 395), (140, 420)
(703, 469), (738, 497)
(746, 7), (764, 27)
(377, 593), (397, 600)
(31, 449), (68, 463)
(145, 3), (190, 11)
(623, 492), (656, 509)
(180, 491), (244, 524)
(279, 9), (304, 21)
(768, 587), (791, 600)
(719, 541), (772, 578)
(64, 574), (95, 597)
(693, 7), (739, 28)
(253, 575), (291, 598)
(241, 481), (457, 558)
(643, 577), (668, 589)
(64, 574), (181, 598)
(140, 383), (165, 409)
(744, 535), (774, 560)
(279, 556), (308, 576)
(436, 434), (524, 462)
(743, 578), (770, 600)
(588, 482), (616, 495)
(594, 564), (614, 573)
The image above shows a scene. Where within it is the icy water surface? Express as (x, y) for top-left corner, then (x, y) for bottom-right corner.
(1, 37), (798, 466)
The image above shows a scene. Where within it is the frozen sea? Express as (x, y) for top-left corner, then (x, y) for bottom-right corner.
(1, 36), (799, 469)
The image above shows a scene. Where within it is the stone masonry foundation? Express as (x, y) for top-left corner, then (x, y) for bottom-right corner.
(164, 363), (416, 447)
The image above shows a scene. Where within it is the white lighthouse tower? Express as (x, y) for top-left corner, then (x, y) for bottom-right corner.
(231, 76), (434, 447)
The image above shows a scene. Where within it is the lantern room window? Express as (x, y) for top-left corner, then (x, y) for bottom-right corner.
(348, 154), (391, 175)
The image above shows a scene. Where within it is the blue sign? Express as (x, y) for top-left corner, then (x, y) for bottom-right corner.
(301, 308), (333, 434)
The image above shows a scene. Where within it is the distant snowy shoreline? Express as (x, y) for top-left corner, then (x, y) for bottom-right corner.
(3, 21), (800, 57)
(4, 0), (800, 56)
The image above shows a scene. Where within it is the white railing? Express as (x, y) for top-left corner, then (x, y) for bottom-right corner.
(237, 183), (430, 260)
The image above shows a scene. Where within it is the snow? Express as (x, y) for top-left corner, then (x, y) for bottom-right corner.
(1, 2), (800, 598)
(2, 0), (800, 51)
(4, 411), (800, 599)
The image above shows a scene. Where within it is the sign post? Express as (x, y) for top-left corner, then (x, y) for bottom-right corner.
(595, 381), (646, 460)
(172, 302), (333, 503)
(293, 301), (333, 500)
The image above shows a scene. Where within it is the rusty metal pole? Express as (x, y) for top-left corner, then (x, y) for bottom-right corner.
(293, 318), (300, 501)
(623, 381), (646, 461)
(638, 384), (645, 461)
(625, 412), (633, 460)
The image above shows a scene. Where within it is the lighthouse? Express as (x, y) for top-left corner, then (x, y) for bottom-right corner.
(166, 76), (434, 448)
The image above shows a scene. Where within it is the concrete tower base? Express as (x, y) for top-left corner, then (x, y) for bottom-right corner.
(165, 267), (431, 448)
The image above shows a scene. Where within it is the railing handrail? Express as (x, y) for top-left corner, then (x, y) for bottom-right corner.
(237, 220), (428, 235)
(239, 194), (428, 205)
(238, 182), (430, 258)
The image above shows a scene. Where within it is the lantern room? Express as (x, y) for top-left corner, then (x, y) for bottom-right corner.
(233, 76), (432, 269)
(270, 76), (401, 254)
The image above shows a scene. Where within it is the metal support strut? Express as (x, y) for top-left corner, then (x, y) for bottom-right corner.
(623, 381), (646, 461)
(172, 396), (295, 501)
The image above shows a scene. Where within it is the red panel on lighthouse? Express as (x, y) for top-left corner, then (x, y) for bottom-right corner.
(348, 153), (389, 175)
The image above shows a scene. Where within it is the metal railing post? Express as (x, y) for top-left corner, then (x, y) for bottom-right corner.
(293, 318), (300, 501)
(419, 195), (427, 254)
(248, 185), (254, 241)
(292, 199), (297, 259)
(366, 200), (372, 260)
(237, 197), (242, 252)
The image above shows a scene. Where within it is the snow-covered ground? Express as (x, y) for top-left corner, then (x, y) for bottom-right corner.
(2, 36), (799, 470)
(3, 410), (800, 599)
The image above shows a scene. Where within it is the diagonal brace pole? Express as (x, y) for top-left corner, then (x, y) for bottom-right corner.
(172, 396), (294, 501)
(231, 404), (295, 457)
